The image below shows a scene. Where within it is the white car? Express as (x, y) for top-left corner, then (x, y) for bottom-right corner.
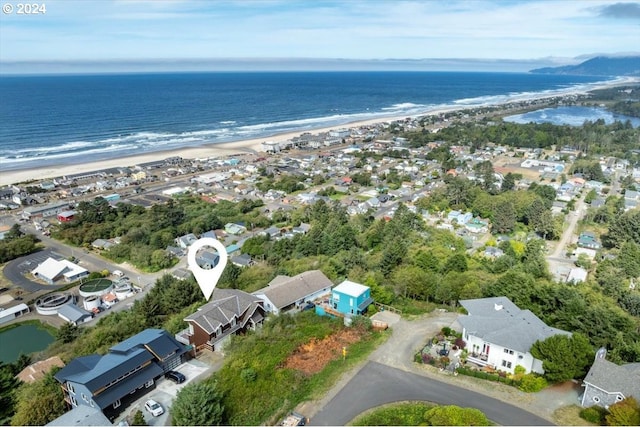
(144, 399), (164, 417)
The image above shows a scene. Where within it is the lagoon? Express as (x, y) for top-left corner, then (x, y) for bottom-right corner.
(0, 322), (55, 364)
(503, 106), (640, 127)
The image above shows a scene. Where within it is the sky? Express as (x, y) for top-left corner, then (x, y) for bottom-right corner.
(0, 0), (639, 73)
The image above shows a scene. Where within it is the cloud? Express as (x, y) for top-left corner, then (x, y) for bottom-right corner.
(598, 2), (640, 19)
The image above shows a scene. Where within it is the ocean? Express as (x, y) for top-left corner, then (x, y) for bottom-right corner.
(0, 72), (614, 172)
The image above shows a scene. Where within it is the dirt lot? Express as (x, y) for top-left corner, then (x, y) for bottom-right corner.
(284, 329), (365, 376)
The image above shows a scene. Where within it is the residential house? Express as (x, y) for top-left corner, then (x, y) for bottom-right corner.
(458, 296), (571, 374)
(329, 280), (373, 316)
(16, 356), (65, 384)
(224, 223), (247, 235)
(176, 233), (198, 249)
(577, 232), (601, 250)
(484, 247), (504, 259)
(260, 226), (282, 240)
(581, 348), (640, 409)
(177, 289), (265, 352)
(195, 250), (220, 270)
(567, 267), (588, 284)
(231, 253), (254, 267)
(46, 405), (112, 426)
(253, 270), (333, 315)
(53, 329), (189, 421)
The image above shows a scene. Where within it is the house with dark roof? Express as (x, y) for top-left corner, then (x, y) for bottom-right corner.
(53, 329), (189, 421)
(581, 348), (640, 409)
(252, 270), (333, 315)
(176, 288), (265, 352)
(458, 296), (571, 375)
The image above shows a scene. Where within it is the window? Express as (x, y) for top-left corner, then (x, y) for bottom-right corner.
(70, 396), (77, 406)
(518, 354), (524, 359)
(501, 360), (512, 369)
(503, 348), (514, 355)
(81, 393), (88, 402)
(67, 383), (75, 394)
(593, 396), (600, 403)
(113, 399), (121, 409)
(145, 379), (154, 388)
(616, 395), (623, 402)
(89, 400), (95, 408)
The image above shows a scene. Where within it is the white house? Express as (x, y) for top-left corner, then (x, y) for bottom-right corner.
(252, 270), (332, 315)
(458, 296), (571, 374)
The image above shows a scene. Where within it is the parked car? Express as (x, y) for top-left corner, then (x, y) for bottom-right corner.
(144, 399), (164, 417)
(165, 370), (186, 384)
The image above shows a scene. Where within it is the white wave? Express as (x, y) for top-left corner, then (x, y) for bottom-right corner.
(219, 120), (236, 125)
(7, 140), (94, 155)
(381, 102), (425, 111)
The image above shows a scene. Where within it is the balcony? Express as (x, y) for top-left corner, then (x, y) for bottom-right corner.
(175, 328), (191, 346)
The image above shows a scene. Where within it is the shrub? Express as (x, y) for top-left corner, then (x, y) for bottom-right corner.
(441, 327), (453, 336)
(240, 367), (257, 383)
(579, 406), (608, 425)
(422, 354), (435, 365)
(454, 337), (466, 349)
(518, 373), (547, 393)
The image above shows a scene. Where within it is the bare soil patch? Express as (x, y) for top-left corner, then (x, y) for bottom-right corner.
(284, 328), (365, 376)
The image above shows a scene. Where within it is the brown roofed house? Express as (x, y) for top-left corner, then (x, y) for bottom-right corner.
(178, 288), (265, 353)
(16, 356), (65, 383)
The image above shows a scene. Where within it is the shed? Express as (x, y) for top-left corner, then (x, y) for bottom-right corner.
(252, 270), (332, 315)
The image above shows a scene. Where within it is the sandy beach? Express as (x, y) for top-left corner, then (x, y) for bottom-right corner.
(2, 76), (636, 187)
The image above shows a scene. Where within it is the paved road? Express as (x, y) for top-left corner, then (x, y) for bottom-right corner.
(3, 249), (67, 292)
(310, 361), (553, 426)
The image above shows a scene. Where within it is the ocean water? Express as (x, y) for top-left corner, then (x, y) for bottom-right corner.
(503, 106), (640, 127)
(0, 72), (613, 171)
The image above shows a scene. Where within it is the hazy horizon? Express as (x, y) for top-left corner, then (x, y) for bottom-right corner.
(1, 1), (638, 75)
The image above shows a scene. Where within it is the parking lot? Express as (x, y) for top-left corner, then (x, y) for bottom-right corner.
(114, 359), (211, 426)
(3, 249), (67, 293)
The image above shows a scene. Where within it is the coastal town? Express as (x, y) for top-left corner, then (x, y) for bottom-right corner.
(1, 86), (640, 427)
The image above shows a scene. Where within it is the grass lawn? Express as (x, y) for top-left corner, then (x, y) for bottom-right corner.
(350, 401), (436, 426)
(553, 405), (598, 426)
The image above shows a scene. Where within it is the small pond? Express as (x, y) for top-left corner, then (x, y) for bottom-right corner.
(0, 322), (55, 364)
(503, 106), (640, 127)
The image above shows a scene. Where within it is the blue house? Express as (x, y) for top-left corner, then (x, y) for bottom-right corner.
(53, 329), (189, 421)
(329, 280), (373, 316)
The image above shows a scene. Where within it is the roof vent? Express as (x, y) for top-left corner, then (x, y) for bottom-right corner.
(494, 303), (503, 311)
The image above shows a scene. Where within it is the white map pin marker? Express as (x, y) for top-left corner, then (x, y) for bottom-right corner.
(187, 237), (228, 301)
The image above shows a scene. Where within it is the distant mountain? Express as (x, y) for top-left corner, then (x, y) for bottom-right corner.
(530, 56), (640, 77)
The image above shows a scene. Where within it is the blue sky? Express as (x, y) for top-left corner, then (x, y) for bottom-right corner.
(0, 0), (639, 72)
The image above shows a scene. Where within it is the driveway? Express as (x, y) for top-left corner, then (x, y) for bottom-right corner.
(113, 359), (213, 426)
(310, 361), (553, 426)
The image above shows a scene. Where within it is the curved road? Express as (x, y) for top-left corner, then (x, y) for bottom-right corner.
(310, 361), (553, 426)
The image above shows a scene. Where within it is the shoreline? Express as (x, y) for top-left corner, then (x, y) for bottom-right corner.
(2, 76), (637, 187)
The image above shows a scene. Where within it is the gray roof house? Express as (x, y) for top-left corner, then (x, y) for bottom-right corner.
(252, 270), (333, 315)
(459, 296), (571, 375)
(581, 348), (640, 409)
(53, 329), (189, 421)
(46, 405), (112, 426)
(177, 289), (265, 352)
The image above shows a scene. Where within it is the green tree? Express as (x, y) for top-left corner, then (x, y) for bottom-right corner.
(425, 405), (491, 426)
(171, 381), (225, 426)
(492, 200), (516, 234)
(56, 322), (80, 344)
(530, 333), (594, 383)
(605, 397), (640, 426)
(132, 409), (147, 426)
(11, 369), (65, 426)
(501, 172), (516, 192)
(0, 363), (20, 425)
